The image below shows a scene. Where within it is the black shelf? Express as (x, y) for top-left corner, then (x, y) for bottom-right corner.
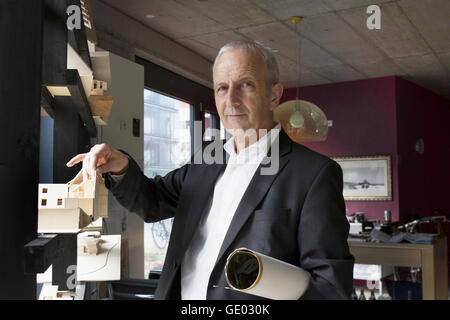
(66, 69), (97, 138)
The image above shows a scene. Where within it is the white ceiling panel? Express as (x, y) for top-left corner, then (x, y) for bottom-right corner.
(184, 30), (248, 51)
(321, 0), (394, 11)
(176, 38), (219, 61)
(299, 38), (346, 68)
(394, 54), (450, 94)
(274, 54), (332, 87)
(253, 0), (332, 20)
(398, 0), (450, 53)
(437, 52), (450, 73)
(102, 0), (227, 39)
(352, 59), (407, 78)
(236, 22), (300, 61)
(309, 63), (366, 83)
(300, 12), (385, 66)
(100, 0), (450, 99)
(338, 2), (431, 58)
(394, 54), (448, 77)
(174, 0), (275, 29)
(297, 70), (332, 87)
(276, 55), (301, 84)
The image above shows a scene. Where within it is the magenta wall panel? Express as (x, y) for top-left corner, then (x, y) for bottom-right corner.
(281, 75), (449, 225)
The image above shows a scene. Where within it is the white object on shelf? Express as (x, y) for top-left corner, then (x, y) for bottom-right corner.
(77, 234), (121, 282)
(38, 283), (86, 300)
(78, 231), (102, 256)
(38, 207), (91, 234)
(67, 43), (92, 76)
(353, 263), (394, 296)
(37, 170), (108, 233)
(37, 265), (52, 284)
(349, 222), (363, 235)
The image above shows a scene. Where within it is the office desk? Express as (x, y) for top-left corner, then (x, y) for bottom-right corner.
(349, 236), (448, 300)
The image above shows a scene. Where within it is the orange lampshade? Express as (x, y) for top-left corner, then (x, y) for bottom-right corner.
(274, 99), (328, 142)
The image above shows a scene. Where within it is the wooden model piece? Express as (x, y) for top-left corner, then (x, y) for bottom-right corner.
(77, 234), (121, 282)
(90, 80), (107, 95)
(46, 86), (71, 97)
(81, 216), (103, 232)
(78, 231), (103, 256)
(38, 170), (108, 233)
(68, 170), (108, 221)
(38, 184), (91, 233)
(56, 291), (77, 299)
(48, 43), (114, 126)
(89, 95), (113, 116)
(88, 79), (113, 125)
(39, 285), (77, 300)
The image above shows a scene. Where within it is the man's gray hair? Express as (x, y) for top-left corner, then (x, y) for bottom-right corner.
(212, 40), (280, 89)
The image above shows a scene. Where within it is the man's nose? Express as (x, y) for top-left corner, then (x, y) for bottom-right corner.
(226, 86), (240, 107)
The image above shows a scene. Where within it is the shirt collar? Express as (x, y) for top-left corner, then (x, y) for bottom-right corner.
(224, 123), (281, 160)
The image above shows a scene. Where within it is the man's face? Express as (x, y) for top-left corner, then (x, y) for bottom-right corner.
(213, 49), (279, 134)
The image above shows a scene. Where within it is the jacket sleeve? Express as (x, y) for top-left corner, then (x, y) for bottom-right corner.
(298, 160), (354, 300)
(103, 152), (189, 223)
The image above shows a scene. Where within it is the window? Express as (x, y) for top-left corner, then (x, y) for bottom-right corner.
(204, 112), (213, 141)
(143, 88), (192, 277)
(204, 111), (224, 141)
(220, 119), (229, 140)
(137, 56), (215, 279)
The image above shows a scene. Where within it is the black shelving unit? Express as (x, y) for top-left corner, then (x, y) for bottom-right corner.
(0, 0), (98, 299)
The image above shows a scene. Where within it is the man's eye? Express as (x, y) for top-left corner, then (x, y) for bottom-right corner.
(217, 87), (227, 93)
(243, 82), (253, 87)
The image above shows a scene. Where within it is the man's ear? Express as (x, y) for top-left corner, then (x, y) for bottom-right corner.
(269, 83), (284, 111)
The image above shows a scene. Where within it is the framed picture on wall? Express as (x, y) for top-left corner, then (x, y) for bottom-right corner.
(332, 155), (392, 201)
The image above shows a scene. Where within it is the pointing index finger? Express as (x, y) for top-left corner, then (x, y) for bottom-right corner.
(66, 153), (86, 167)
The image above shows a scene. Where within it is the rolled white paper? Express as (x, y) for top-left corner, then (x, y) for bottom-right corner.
(224, 248), (310, 300)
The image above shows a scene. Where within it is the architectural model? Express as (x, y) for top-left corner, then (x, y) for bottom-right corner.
(38, 170), (108, 233)
(78, 231), (103, 256)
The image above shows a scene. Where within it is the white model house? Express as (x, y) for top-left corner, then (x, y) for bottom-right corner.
(38, 171), (108, 233)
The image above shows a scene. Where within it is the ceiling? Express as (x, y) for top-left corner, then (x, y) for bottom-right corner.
(100, 0), (450, 99)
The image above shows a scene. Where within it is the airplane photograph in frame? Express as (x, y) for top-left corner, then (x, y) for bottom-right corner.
(332, 155), (392, 201)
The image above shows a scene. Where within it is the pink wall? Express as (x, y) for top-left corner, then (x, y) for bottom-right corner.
(281, 76), (399, 222)
(396, 77), (450, 221)
(281, 75), (450, 277)
(281, 75), (450, 228)
(395, 78), (450, 258)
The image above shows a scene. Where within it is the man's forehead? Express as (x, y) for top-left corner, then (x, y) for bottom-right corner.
(213, 49), (266, 81)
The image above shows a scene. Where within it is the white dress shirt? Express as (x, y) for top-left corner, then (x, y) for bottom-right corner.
(181, 123), (281, 300)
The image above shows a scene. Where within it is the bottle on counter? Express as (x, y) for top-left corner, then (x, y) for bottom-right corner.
(384, 210), (392, 223)
(351, 288), (358, 300)
(381, 210), (394, 235)
(358, 289), (366, 300)
(369, 290), (376, 300)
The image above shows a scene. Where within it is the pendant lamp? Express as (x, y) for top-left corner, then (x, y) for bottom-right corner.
(274, 16), (328, 142)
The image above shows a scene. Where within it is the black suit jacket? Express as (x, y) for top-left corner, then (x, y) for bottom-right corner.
(105, 130), (354, 300)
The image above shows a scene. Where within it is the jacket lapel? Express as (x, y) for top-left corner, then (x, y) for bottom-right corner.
(214, 130), (292, 266)
(179, 147), (228, 254)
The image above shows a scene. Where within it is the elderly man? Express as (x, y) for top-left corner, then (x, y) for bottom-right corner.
(67, 41), (354, 300)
